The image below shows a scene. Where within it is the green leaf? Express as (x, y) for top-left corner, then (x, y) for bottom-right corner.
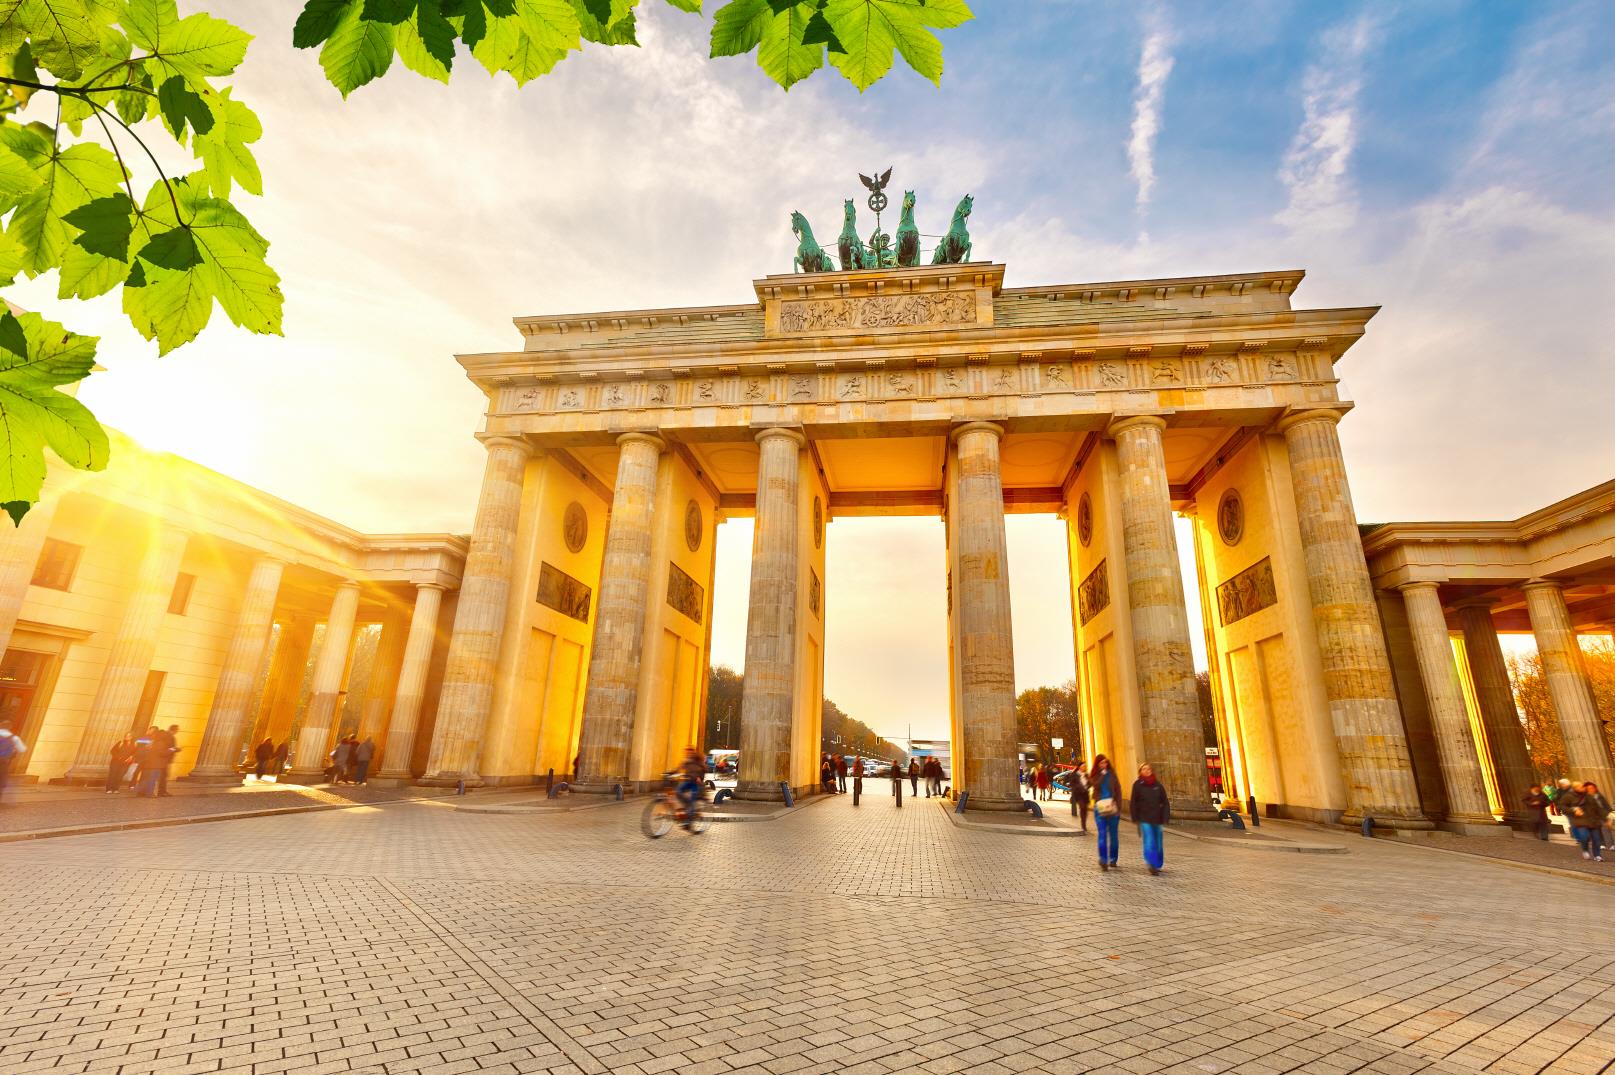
(710, 0), (767, 57)
(319, 0), (395, 96)
(293, 0), (355, 48)
(395, 0), (453, 79)
(470, 0), (580, 85)
(129, 0), (253, 87)
(6, 141), (123, 275)
(61, 191), (132, 258)
(0, 140), (41, 213)
(758, 2), (822, 87)
(912, 0), (971, 29)
(362, 0), (415, 22)
(191, 90), (261, 196)
(113, 65), (155, 125)
(0, 310), (108, 522)
(823, 0), (943, 90)
(156, 74), (213, 137)
(663, 0), (700, 11)
(0, 231), (25, 284)
(14, 0), (105, 81)
(122, 178), (283, 354)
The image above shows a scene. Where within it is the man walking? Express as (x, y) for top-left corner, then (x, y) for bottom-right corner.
(835, 754), (848, 793)
(153, 724), (180, 797)
(354, 736), (376, 785)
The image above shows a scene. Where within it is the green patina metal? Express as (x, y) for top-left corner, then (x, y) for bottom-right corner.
(790, 175), (976, 273)
(931, 194), (974, 265)
(791, 210), (833, 273)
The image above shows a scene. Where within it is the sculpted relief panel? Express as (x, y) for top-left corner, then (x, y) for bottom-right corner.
(778, 291), (977, 334)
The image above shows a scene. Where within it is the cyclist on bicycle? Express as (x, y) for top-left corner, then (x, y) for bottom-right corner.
(676, 747), (705, 827)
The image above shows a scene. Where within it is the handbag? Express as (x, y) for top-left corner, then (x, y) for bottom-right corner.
(1096, 797), (1119, 817)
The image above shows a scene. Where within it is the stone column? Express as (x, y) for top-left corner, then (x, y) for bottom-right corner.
(257, 614), (315, 746)
(1278, 408), (1429, 827)
(187, 555), (286, 781)
(63, 526), (189, 782)
(1399, 583), (1501, 830)
(1523, 581), (1615, 792)
(574, 432), (665, 790)
(286, 581), (361, 782)
(736, 428), (805, 801)
(373, 583), (444, 784)
(1108, 416), (1214, 819)
(0, 495), (61, 656)
(950, 422), (1022, 809)
(420, 435), (533, 786)
(1454, 600), (1535, 826)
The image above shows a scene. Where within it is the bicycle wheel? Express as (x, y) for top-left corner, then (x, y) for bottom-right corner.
(642, 799), (674, 839)
(687, 799), (711, 835)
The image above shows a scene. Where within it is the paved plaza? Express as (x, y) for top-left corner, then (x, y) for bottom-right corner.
(1, 793), (1611, 1075)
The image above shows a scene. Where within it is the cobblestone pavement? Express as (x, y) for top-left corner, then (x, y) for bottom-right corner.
(1, 792), (1611, 1075)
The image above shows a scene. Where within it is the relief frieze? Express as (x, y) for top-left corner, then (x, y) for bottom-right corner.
(778, 290), (977, 334)
(1078, 560), (1110, 626)
(667, 562), (704, 624)
(1217, 556), (1278, 626)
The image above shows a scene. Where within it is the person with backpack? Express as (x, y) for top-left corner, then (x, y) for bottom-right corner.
(0, 717), (27, 802)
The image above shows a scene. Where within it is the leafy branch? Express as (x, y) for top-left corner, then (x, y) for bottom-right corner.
(0, 0), (281, 521)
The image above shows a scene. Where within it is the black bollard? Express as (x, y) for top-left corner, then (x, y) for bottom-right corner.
(1247, 794), (1261, 826)
(546, 768), (554, 796)
(1360, 815), (1375, 838)
(612, 783), (623, 801)
(894, 780), (902, 808)
(853, 777), (861, 806)
(456, 779), (466, 796)
(780, 782), (794, 807)
(954, 791), (970, 814)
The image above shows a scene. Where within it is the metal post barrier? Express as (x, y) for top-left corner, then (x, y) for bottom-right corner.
(954, 790), (969, 814)
(853, 777), (861, 806)
(894, 779), (902, 808)
(1024, 798), (1043, 819)
(780, 782), (794, 807)
(1216, 808), (1246, 831)
(612, 783), (623, 801)
(1247, 795), (1261, 826)
(547, 781), (570, 799)
(456, 779), (466, 796)
(1360, 815), (1375, 838)
(714, 788), (733, 805)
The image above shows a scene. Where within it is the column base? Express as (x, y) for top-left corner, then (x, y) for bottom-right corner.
(57, 767), (112, 786)
(416, 773), (485, 789)
(179, 769), (245, 785)
(1439, 817), (1509, 836)
(366, 772), (414, 788)
(733, 780), (786, 802)
(283, 769), (332, 786)
(1342, 809), (1435, 831)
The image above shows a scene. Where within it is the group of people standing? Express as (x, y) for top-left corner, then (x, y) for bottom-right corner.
(1021, 763), (1056, 800)
(818, 754), (950, 800)
(325, 735), (376, 785)
(1523, 778), (1613, 862)
(103, 725), (182, 796)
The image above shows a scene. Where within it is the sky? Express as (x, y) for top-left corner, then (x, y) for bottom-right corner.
(10, 1), (1615, 743)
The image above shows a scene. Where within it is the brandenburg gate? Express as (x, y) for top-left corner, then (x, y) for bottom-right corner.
(419, 258), (1442, 826)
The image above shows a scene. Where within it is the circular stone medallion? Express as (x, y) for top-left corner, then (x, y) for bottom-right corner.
(813, 497), (823, 549)
(684, 499), (703, 552)
(562, 501), (587, 553)
(1218, 489), (1244, 546)
(1076, 492), (1093, 547)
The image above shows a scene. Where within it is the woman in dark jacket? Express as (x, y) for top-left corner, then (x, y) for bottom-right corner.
(1128, 763), (1171, 875)
(1522, 785), (1551, 841)
(1089, 755), (1121, 871)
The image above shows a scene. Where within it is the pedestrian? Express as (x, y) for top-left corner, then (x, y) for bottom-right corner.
(1036, 763), (1052, 801)
(1522, 784), (1552, 841)
(1548, 777), (1571, 817)
(0, 717), (27, 802)
(106, 735), (136, 793)
(152, 724), (179, 796)
(1090, 754), (1120, 870)
(852, 755), (864, 806)
(134, 726), (160, 796)
(1069, 761), (1090, 834)
(908, 758), (920, 797)
(1129, 763), (1171, 875)
(1560, 781), (1607, 862)
(272, 739), (290, 779)
(330, 737), (354, 784)
(354, 736), (375, 784)
(835, 753), (848, 793)
(819, 753), (834, 794)
(1596, 782), (1615, 853)
(252, 737), (274, 780)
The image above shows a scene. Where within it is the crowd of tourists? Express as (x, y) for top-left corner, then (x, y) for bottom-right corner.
(1523, 778), (1612, 862)
(816, 753), (950, 799)
(101, 725), (184, 795)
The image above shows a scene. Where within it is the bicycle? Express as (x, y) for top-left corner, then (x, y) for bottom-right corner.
(642, 772), (710, 838)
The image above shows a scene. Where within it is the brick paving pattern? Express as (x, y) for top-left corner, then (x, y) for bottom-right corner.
(0, 792), (1610, 1074)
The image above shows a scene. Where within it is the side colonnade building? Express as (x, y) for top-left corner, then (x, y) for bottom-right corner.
(1, 430), (466, 786)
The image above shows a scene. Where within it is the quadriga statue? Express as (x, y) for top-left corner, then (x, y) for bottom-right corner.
(895, 190), (921, 267)
(791, 211), (833, 273)
(837, 199), (873, 270)
(930, 194), (973, 265)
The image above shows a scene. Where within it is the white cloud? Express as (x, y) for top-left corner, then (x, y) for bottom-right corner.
(1276, 14), (1377, 234)
(1127, 16), (1174, 215)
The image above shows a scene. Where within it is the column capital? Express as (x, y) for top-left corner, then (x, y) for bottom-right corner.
(1397, 580), (1443, 596)
(1105, 414), (1168, 439)
(950, 420), (1005, 444)
(1520, 578), (1564, 596)
(478, 433), (534, 457)
(1450, 596), (1499, 612)
(1273, 404), (1352, 436)
(753, 426), (806, 448)
(414, 581), (448, 593)
(616, 430), (666, 453)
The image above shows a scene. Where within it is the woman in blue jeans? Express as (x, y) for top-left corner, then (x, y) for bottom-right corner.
(1129, 763), (1171, 875)
(1090, 755), (1121, 870)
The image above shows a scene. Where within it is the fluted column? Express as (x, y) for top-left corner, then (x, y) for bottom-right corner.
(736, 428), (805, 801)
(950, 422), (1022, 809)
(1454, 600), (1535, 826)
(373, 583), (444, 783)
(0, 495), (61, 656)
(63, 526), (189, 781)
(1279, 407), (1428, 827)
(1523, 581), (1615, 793)
(420, 435), (533, 786)
(286, 581), (361, 782)
(187, 556), (286, 781)
(1399, 583), (1500, 828)
(1109, 416), (1214, 818)
(257, 614), (315, 746)
(574, 432), (665, 789)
